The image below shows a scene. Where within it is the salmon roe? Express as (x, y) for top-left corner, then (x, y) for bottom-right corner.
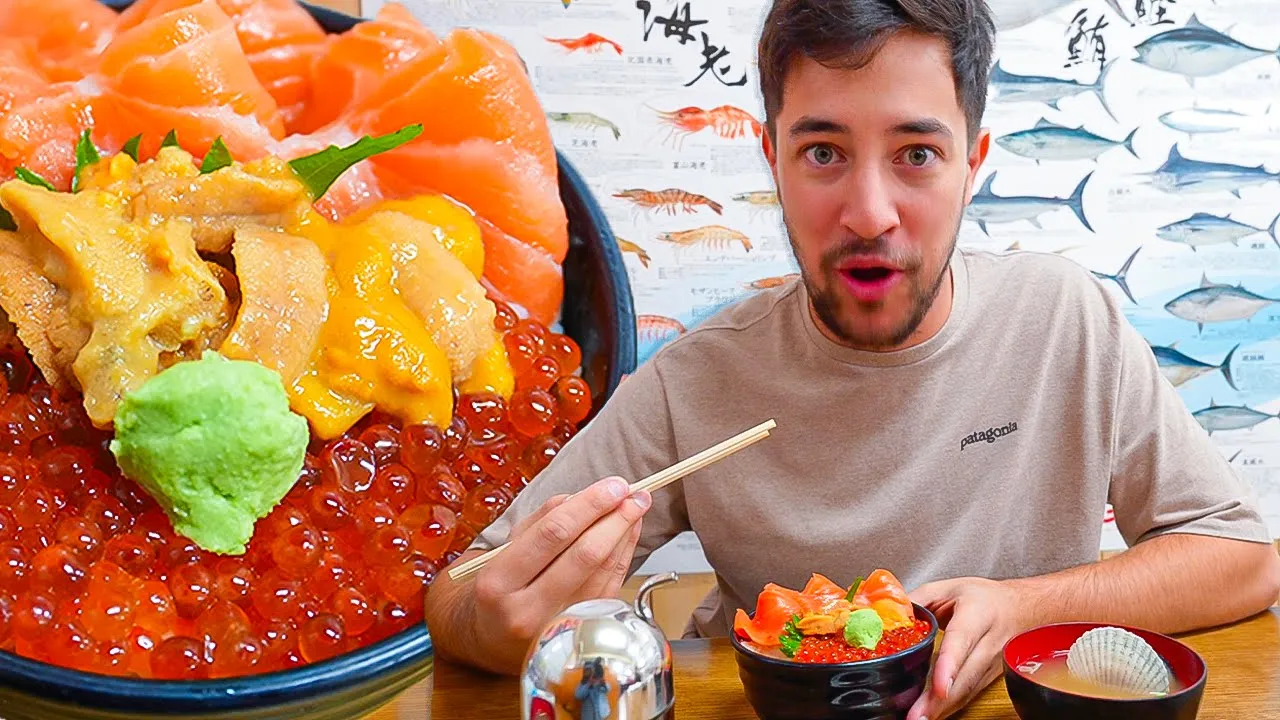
(0, 300), (593, 678)
(790, 619), (932, 664)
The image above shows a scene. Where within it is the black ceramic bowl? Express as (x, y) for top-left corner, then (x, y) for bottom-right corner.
(729, 604), (939, 720)
(0, 3), (637, 719)
(1002, 623), (1208, 720)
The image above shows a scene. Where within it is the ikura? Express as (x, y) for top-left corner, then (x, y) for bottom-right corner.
(0, 307), (596, 678)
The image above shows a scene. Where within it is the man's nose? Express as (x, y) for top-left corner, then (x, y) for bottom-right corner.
(838, 166), (900, 241)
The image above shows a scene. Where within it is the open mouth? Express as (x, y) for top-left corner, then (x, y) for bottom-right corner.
(844, 266), (895, 283)
(838, 264), (902, 301)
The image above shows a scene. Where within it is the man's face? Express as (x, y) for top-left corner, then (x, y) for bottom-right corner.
(763, 31), (989, 350)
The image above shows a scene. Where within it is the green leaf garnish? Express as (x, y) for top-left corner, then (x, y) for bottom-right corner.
(845, 576), (864, 603)
(122, 134), (142, 162)
(287, 124), (423, 200)
(15, 167), (56, 191)
(778, 613), (803, 658)
(200, 138), (233, 174)
(72, 129), (101, 193)
(160, 130), (179, 149)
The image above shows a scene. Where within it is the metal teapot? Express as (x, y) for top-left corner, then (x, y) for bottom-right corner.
(521, 572), (679, 720)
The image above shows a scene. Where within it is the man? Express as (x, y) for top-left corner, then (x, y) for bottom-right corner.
(425, 1), (1280, 717)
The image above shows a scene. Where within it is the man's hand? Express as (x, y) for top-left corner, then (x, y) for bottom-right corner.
(463, 476), (652, 672)
(905, 578), (1028, 720)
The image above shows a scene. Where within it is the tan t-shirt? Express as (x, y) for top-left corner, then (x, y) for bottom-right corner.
(472, 248), (1270, 638)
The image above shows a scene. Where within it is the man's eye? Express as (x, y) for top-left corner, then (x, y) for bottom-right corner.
(806, 145), (839, 165)
(902, 147), (937, 167)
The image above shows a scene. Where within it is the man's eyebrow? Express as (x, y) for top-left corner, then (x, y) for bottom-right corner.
(788, 115), (849, 138)
(891, 117), (953, 139)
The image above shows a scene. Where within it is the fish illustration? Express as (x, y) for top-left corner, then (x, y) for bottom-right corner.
(546, 111), (621, 139)
(1158, 105), (1264, 135)
(732, 191), (779, 206)
(965, 171), (1093, 235)
(1151, 343), (1239, 390)
(1192, 400), (1278, 435)
(615, 237), (651, 268)
(545, 32), (623, 55)
(613, 188), (723, 215)
(656, 225), (753, 252)
(1146, 145), (1280, 198)
(988, 59), (1118, 121)
(747, 274), (800, 290)
(637, 314), (687, 342)
(988, 0), (1131, 30)
(1164, 274), (1280, 333)
(1134, 15), (1279, 84)
(995, 118), (1138, 163)
(1090, 246), (1141, 305)
(1156, 212), (1280, 251)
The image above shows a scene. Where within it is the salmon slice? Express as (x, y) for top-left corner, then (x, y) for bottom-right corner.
(474, 214), (563, 326)
(293, 4), (443, 135)
(0, 0), (117, 75)
(350, 27), (569, 265)
(96, 0), (283, 160)
(0, 231), (89, 392)
(850, 569), (915, 630)
(115, 0), (327, 133)
(0, 84), (97, 191)
(733, 583), (808, 646)
(220, 227), (328, 385)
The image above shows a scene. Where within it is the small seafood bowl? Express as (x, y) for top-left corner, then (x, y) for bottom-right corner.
(729, 603), (938, 720)
(1003, 623), (1207, 720)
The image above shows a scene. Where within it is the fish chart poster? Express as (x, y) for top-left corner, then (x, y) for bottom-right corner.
(364, 0), (1280, 561)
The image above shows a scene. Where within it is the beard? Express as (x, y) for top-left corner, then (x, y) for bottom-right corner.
(786, 211), (960, 350)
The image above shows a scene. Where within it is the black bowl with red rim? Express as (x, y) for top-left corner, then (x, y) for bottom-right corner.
(1002, 623), (1207, 720)
(728, 603), (938, 720)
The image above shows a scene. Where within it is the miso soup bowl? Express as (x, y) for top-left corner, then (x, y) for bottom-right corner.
(729, 603), (938, 720)
(1002, 622), (1207, 720)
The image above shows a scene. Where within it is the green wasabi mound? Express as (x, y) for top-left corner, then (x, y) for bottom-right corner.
(110, 351), (309, 555)
(844, 608), (884, 650)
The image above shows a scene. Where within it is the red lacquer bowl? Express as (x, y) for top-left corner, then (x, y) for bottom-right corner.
(1002, 622), (1207, 720)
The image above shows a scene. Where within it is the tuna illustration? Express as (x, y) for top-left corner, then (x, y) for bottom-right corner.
(1145, 145), (1280, 198)
(1151, 343), (1239, 390)
(989, 59), (1118, 120)
(965, 171), (1094, 236)
(1090, 246), (1141, 305)
(1158, 105), (1268, 135)
(1134, 15), (1280, 85)
(996, 118), (1138, 163)
(1163, 274), (1280, 333)
(1156, 211), (1280, 251)
(1192, 400), (1278, 435)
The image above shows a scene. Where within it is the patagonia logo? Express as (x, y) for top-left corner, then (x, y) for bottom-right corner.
(960, 422), (1018, 451)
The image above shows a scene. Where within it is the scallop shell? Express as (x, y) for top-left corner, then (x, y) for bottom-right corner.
(1066, 627), (1172, 696)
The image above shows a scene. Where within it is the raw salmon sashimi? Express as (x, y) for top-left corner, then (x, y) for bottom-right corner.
(0, 0), (118, 79)
(116, 0), (328, 133)
(849, 569), (916, 631)
(294, 4), (443, 135)
(94, 0), (285, 162)
(734, 583), (809, 646)
(0, 84), (97, 191)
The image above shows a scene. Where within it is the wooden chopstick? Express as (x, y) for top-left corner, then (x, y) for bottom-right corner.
(446, 418), (777, 582)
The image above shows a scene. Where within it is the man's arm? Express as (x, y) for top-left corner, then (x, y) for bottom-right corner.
(424, 357), (691, 675)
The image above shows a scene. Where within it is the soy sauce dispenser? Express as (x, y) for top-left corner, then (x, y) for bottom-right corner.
(521, 572), (678, 720)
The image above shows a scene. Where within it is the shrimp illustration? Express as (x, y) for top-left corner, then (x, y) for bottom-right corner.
(547, 111), (621, 139)
(732, 191), (778, 206)
(638, 315), (687, 343)
(613, 188), (723, 216)
(656, 225), (753, 253)
(545, 33), (623, 55)
(653, 105), (762, 148)
(615, 237), (652, 268)
(747, 273), (799, 290)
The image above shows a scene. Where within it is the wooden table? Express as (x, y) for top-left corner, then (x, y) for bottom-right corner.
(371, 608), (1280, 719)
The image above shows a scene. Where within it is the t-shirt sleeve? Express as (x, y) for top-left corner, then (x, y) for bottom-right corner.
(469, 353), (691, 572)
(1107, 307), (1271, 547)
